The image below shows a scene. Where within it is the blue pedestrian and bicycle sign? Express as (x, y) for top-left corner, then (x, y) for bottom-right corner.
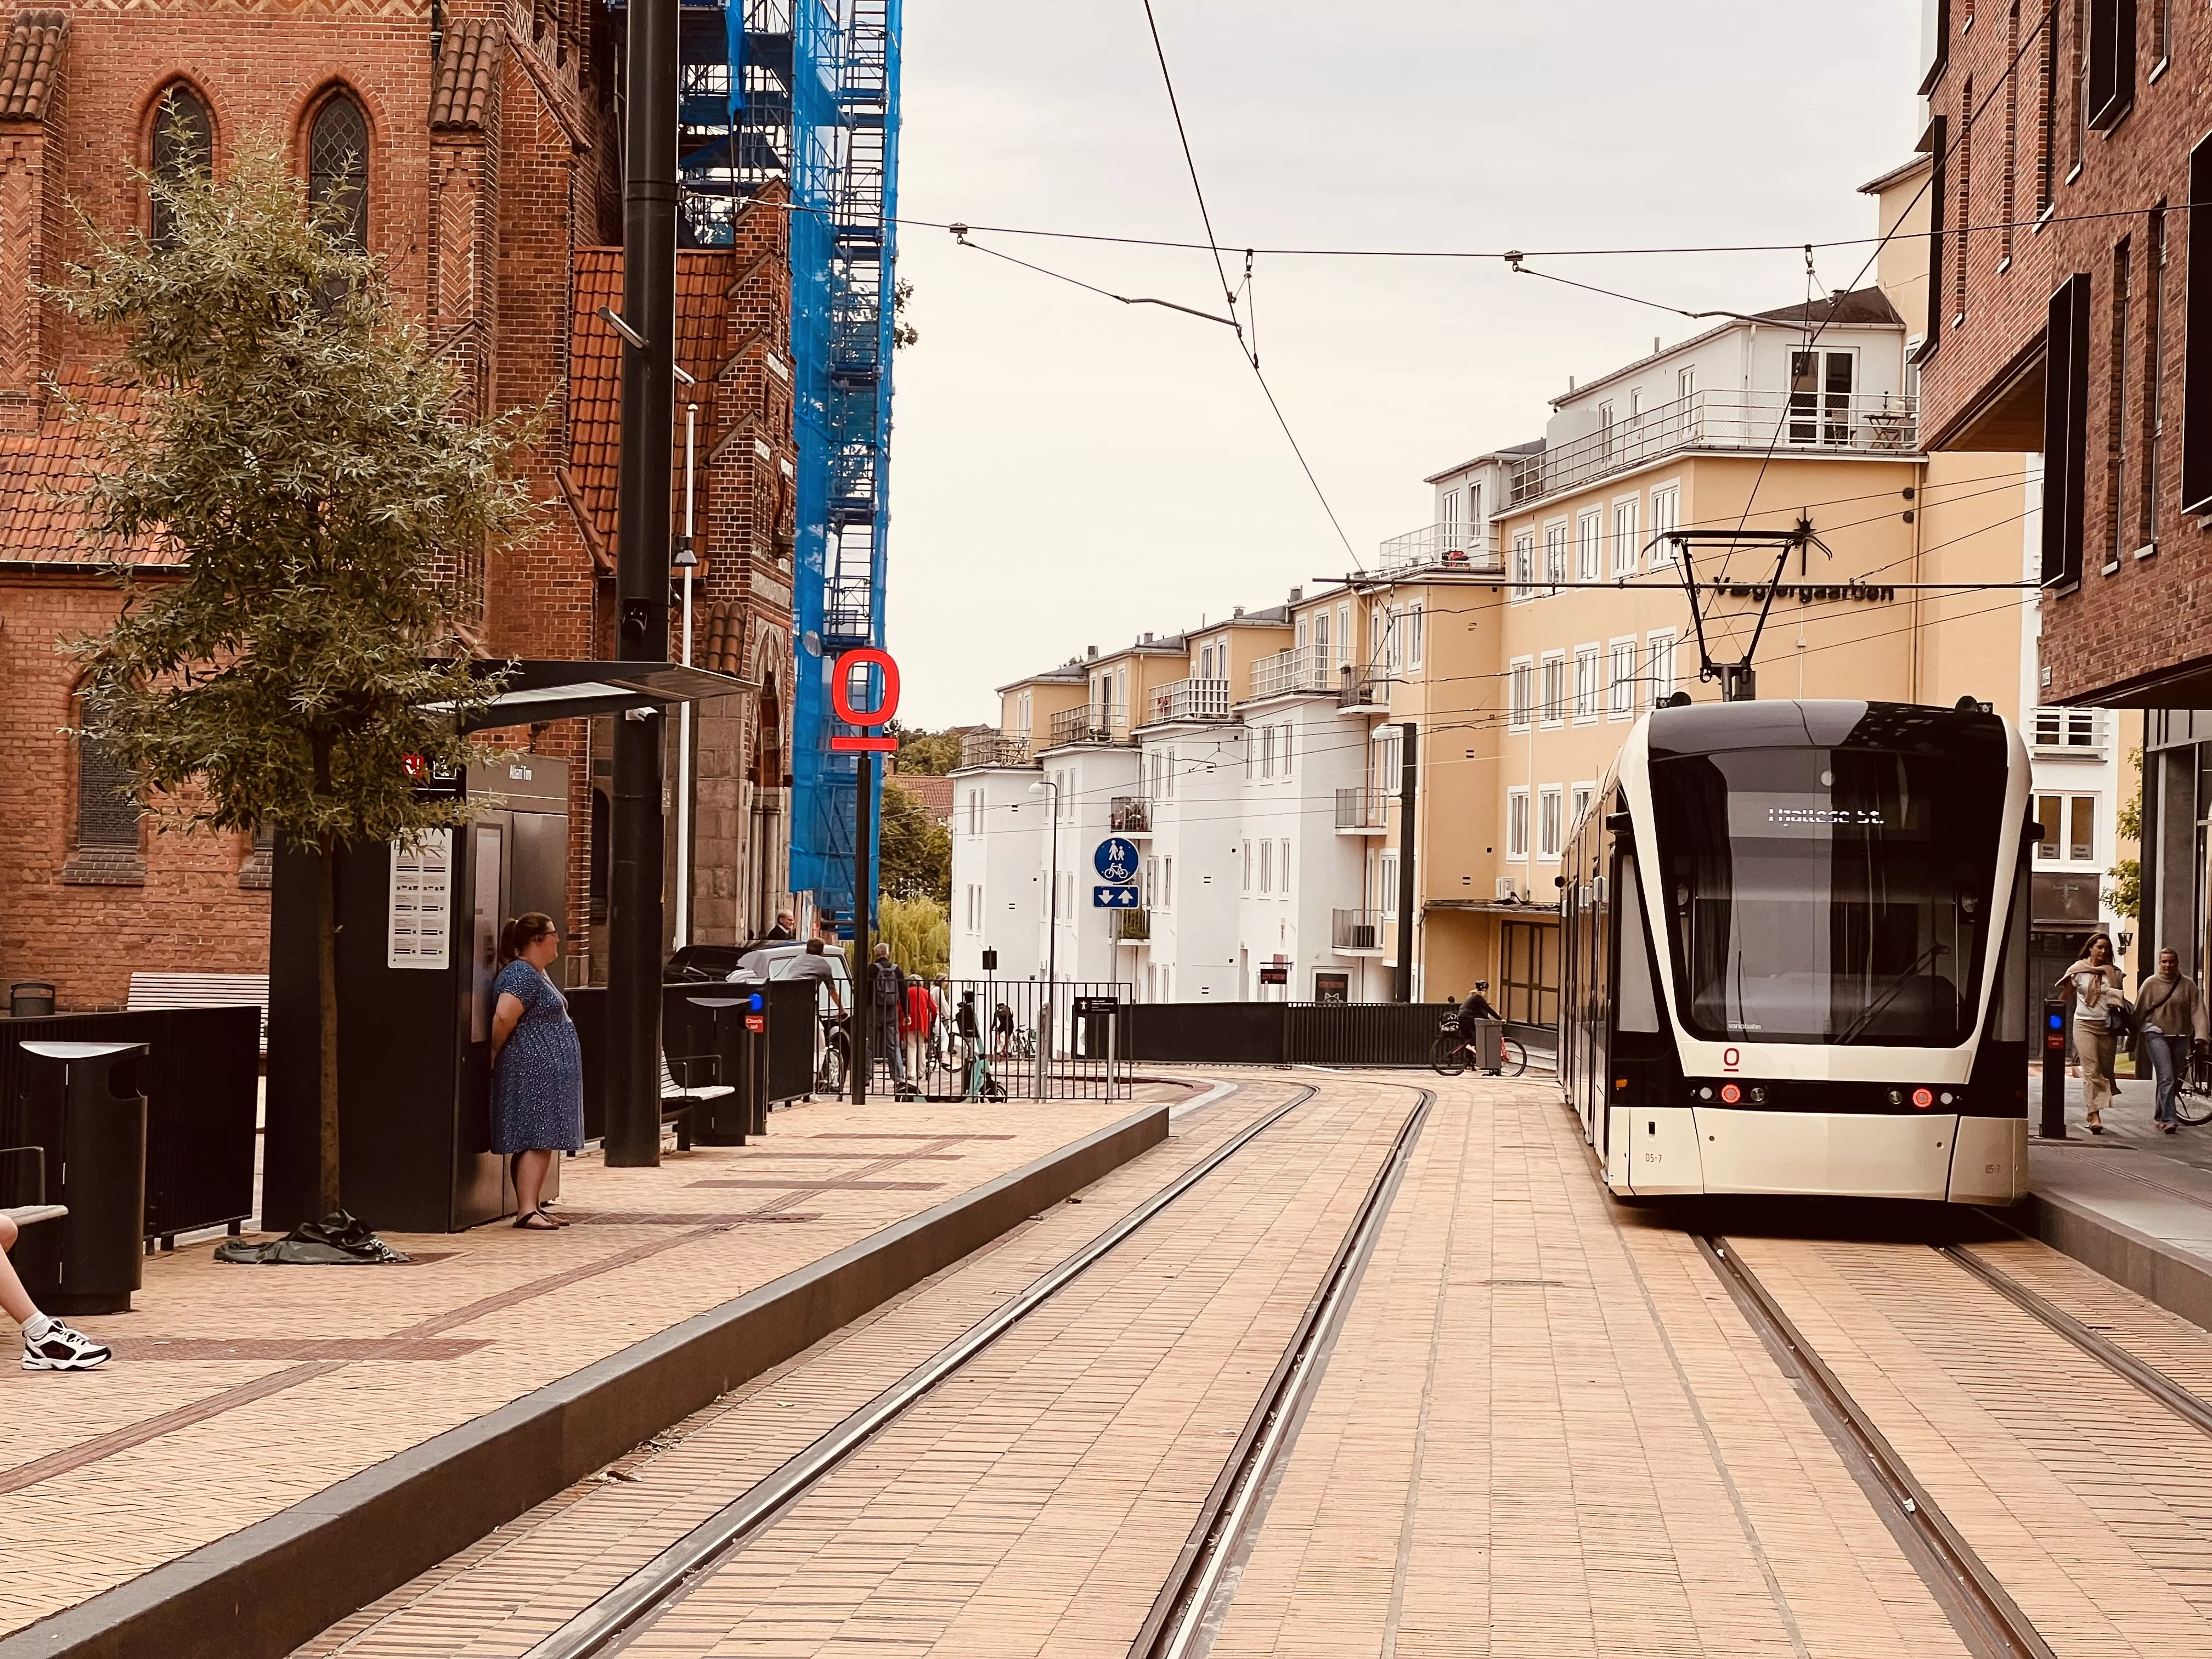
(1093, 837), (1140, 883)
(1094, 885), (1141, 909)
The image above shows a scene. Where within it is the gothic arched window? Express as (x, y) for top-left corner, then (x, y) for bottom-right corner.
(148, 82), (213, 250)
(307, 91), (370, 253)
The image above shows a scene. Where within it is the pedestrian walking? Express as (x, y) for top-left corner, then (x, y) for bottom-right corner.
(490, 912), (584, 1229)
(2054, 932), (2129, 1134)
(2135, 947), (2209, 1134)
(870, 941), (907, 1086)
(0, 1214), (111, 1370)
(901, 975), (937, 1083)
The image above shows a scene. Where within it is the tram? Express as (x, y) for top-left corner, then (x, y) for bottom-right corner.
(1558, 698), (2033, 1204)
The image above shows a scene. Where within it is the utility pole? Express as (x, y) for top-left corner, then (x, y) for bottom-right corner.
(606, 0), (679, 1167)
(1395, 720), (1418, 1002)
(851, 751), (874, 1104)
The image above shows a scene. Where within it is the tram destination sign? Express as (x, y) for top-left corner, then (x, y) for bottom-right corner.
(1712, 580), (1897, 605)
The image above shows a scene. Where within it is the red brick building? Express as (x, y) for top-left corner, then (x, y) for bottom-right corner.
(0, 4), (794, 1007)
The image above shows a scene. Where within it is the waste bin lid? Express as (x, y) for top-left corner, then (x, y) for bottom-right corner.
(19, 1041), (148, 1060)
(686, 997), (746, 1008)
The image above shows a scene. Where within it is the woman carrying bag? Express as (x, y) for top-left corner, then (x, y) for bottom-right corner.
(2054, 932), (2129, 1134)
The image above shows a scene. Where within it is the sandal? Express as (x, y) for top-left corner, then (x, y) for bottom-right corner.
(512, 1209), (560, 1230)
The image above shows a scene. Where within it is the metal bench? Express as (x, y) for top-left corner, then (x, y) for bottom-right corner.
(1, 1146), (65, 1233)
(658, 1055), (734, 1152)
(126, 972), (270, 1054)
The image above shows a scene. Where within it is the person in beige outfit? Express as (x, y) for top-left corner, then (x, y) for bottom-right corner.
(2135, 947), (2209, 1133)
(2055, 932), (2128, 1132)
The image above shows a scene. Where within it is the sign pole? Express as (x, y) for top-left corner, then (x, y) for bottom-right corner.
(851, 749), (873, 1105)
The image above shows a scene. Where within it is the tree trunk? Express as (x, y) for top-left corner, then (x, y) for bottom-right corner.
(318, 845), (342, 1217)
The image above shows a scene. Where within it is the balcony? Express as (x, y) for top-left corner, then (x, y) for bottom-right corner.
(2030, 706), (2111, 759)
(1331, 907), (1385, 955)
(1505, 389), (1920, 511)
(1147, 678), (1232, 725)
(1109, 795), (1152, 836)
(1376, 523), (1504, 575)
(1248, 643), (1339, 701)
(1334, 787), (1390, 834)
(960, 731), (1034, 769)
(1111, 906), (1152, 943)
(1337, 675), (1391, 715)
(1047, 705), (1126, 748)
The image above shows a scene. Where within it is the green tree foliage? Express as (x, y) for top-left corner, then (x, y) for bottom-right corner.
(875, 895), (948, 983)
(889, 721), (965, 775)
(2108, 746), (2143, 921)
(878, 777), (951, 904)
(63, 134), (535, 1217)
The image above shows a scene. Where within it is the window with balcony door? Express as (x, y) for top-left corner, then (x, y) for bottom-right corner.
(1612, 496), (1639, 575)
(1508, 658), (1534, 731)
(1678, 364), (1697, 404)
(1314, 609), (1330, 663)
(1406, 605), (1424, 669)
(1442, 488), (1461, 540)
(1609, 638), (1637, 719)
(1788, 349), (1856, 444)
(1538, 786), (1564, 861)
(1573, 646), (1601, 724)
(1373, 727), (1403, 795)
(1506, 789), (1530, 861)
(1577, 510), (1603, 582)
(2034, 793), (2097, 862)
(1017, 691), (1031, 736)
(1649, 483), (1680, 566)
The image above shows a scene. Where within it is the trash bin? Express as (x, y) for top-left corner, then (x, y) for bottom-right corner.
(682, 992), (758, 1146)
(9, 1040), (149, 1313)
(9, 981), (55, 1018)
(1472, 1019), (1503, 1073)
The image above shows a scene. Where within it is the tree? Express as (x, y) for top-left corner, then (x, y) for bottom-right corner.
(63, 134), (534, 1219)
(2107, 746), (2143, 923)
(890, 721), (966, 776)
(876, 895), (948, 983)
(878, 778), (951, 903)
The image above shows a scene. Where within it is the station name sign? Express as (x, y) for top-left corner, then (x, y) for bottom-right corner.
(1713, 581), (1897, 605)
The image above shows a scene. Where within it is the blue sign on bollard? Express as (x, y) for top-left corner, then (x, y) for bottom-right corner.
(1093, 837), (1140, 883)
(1093, 885), (1140, 909)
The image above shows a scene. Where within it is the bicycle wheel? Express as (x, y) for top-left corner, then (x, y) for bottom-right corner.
(1497, 1037), (1528, 1077)
(1429, 1034), (1468, 1076)
(817, 1041), (847, 1096)
(2176, 1068), (2212, 1126)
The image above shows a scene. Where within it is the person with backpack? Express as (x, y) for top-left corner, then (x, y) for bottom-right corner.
(869, 941), (908, 1086)
(2135, 947), (2209, 1134)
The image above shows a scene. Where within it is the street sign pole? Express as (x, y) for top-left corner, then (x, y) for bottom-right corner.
(851, 749), (873, 1104)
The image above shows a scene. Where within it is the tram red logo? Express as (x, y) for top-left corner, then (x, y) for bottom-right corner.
(1722, 1046), (1741, 1073)
(829, 647), (900, 752)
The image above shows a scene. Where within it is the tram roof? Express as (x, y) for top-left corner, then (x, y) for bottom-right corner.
(1646, 698), (2011, 762)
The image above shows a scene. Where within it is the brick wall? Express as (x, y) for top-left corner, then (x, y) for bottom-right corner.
(1918, 2), (2211, 703)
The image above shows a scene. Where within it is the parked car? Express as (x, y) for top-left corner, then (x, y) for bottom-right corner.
(721, 940), (854, 1013)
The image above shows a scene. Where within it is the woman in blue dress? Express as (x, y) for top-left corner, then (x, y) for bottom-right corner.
(489, 912), (584, 1231)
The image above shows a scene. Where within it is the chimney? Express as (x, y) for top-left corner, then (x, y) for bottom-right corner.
(1142, 631), (1154, 644)
(1232, 605), (1244, 618)
(1086, 645), (1098, 659)
(1289, 587), (1303, 604)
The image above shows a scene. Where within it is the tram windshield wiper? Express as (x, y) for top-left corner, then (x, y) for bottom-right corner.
(1833, 941), (1950, 1045)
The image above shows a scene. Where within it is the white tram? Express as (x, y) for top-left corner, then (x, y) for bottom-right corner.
(1559, 699), (2032, 1204)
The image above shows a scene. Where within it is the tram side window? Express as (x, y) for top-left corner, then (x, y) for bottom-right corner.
(1615, 852), (1663, 1032)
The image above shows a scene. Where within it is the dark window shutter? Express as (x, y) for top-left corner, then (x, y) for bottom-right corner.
(2042, 273), (2093, 590)
(76, 735), (142, 850)
(1923, 114), (1948, 356)
(2180, 133), (2212, 514)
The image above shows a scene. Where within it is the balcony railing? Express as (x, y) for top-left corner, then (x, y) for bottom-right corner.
(1505, 389), (1919, 509)
(1147, 678), (1232, 725)
(1338, 675), (1391, 712)
(1331, 908), (1385, 952)
(960, 731), (1034, 769)
(1048, 704), (1126, 748)
(1334, 787), (1390, 831)
(1249, 643), (1339, 701)
(1111, 906), (1151, 942)
(2030, 706), (2111, 757)
(1375, 523), (1505, 575)
(1109, 795), (1152, 834)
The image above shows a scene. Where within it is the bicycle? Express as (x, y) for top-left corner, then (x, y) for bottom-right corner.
(1429, 1018), (1526, 1078)
(2176, 1043), (2212, 1127)
(815, 1013), (850, 1096)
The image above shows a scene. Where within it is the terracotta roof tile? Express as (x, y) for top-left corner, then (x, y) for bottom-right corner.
(701, 599), (747, 675)
(430, 19), (498, 131)
(888, 773), (954, 824)
(0, 9), (68, 121)
(0, 370), (169, 566)
(568, 247), (736, 550)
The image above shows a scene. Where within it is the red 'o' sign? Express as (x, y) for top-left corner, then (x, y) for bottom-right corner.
(830, 648), (900, 752)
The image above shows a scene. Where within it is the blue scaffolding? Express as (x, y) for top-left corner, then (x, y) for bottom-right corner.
(636, 0), (900, 929)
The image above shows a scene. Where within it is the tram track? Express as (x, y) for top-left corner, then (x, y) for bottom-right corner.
(503, 1079), (1435, 1659)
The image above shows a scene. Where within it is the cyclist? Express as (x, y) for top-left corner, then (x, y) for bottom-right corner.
(992, 1001), (1016, 1059)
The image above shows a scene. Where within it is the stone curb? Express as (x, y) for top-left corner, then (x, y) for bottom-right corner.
(0, 1103), (1171, 1659)
(1996, 1184), (2212, 1334)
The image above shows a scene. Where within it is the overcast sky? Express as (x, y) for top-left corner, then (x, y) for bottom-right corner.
(884, 2), (1926, 727)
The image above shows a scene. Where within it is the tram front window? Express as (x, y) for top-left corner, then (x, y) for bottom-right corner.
(1650, 745), (2005, 1046)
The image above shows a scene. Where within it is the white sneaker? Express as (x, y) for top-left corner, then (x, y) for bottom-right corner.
(22, 1321), (112, 1371)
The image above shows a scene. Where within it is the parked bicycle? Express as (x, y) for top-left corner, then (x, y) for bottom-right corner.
(815, 1013), (850, 1096)
(2178, 1045), (2212, 1126)
(1429, 1015), (1526, 1078)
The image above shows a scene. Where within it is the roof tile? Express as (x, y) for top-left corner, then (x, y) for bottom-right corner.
(430, 19), (499, 131)
(0, 370), (169, 566)
(0, 9), (69, 122)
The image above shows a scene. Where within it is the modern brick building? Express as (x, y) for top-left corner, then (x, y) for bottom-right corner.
(0, 4), (795, 1007)
(1912, 2), (2200, 976)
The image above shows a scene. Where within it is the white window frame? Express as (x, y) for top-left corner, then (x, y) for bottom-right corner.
(1647, 629), (1677, 702)
(1607, 637), (1637, 719)
(1506, 787), (1530, 862)
(1511, 532), (1536, 602)
(1539, 650), (1567, 729)
(1576, 509), (1604, 583)
(1161, 854), (1175, 910)
(1278, 838), (1292, 899)
(1240, 839), (1252, 894)
(2034, 792), (2100, 864)
(1259, 838), (1273, 895)
(1280, 723), (1295, 779)
(1611, 494), (1639, 577)
(1543, 519), (1568, 594)
(1405, 603), (1424, 669)
(1572, 644), (1601, 725)
(1336, 602), (1351, 664)
(1508, 656), (1534, 732)
(1571, 782), (1595, 837)
(1649, 482), (1680, 567)
(1538, 785), (1565, 863)
(1380, 850), (1400, 916)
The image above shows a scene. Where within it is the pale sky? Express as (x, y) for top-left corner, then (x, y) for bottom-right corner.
(884, 2), (1925, 727)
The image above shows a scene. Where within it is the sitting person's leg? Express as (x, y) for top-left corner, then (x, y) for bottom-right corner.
(0, 1214), (112, 1370)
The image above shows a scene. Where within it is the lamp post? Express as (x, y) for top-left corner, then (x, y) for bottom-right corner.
(673, 374), (698, 949)
(1029, 776), (1060, 1098)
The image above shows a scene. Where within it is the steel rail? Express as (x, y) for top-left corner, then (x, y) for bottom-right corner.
(1127, 1086), (1436, 1659)
(1700, 1236), (2056, 1659)
(1937, 1243), (2212, 1440)
(520, 1081), (1314, 1659)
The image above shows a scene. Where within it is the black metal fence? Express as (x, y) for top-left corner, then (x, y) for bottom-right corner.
(1119, 1001), (1537, 1069)
(854, 979), (1135, 1102)
(0, 1006), (259, 1244)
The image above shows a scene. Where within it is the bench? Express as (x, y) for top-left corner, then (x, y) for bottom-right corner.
(658, 1055), (734, 1152)
(127, 972), (270, 1054)
(0, 1146), (65, 1234)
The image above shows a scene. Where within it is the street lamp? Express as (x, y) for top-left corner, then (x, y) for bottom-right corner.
(672, 366), (698, 948)
(1029, 776), (1060, 1097)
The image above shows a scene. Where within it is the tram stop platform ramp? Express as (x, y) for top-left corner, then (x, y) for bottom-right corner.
(0, 1090), (1185, 1659)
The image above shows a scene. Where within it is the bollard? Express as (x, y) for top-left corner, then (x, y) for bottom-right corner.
(2040, 1000), (2068, 1139)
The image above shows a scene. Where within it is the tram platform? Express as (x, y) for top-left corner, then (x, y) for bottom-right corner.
(0, 1087), (1188, 1659)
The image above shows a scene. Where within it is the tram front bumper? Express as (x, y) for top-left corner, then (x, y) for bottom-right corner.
(1612, 1107), (2025, 1203)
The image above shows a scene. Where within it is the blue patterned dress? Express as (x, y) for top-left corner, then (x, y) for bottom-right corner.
(492, 960), (585, 1155)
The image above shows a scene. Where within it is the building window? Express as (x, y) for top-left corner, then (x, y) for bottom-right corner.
(1649, 483), (1679, 566)
(76, 731), (142, 851)
(1577, 509), (1603, 582)
(1648, 630), (1677, 702)
(1336, 602), (1351, 663)
(1016, 690), (1031, 736)
(1500, 919), (1558, 1026)
(2032, 707), (2106, 751)
(1571, 783), (1595, 836)
(1954, 76), (1973, 323)
(1506, 788), (1530, 862)
(1609, 637), (1637, 719)
(2046, 270), (2094, 579)
(2107, 235), (2132, 568)
(1380, 850), (1400, 916)
(1508, 658), (1533, 731)
(2153, 0), (2174, 69)
(1572, 645), (1600, 724)
(2141, 206), (2166, 550)
(1543, 521), (1567, 592)
(1373, 726), (1403, 795)
(2034, 792), (2097, 862)
(1788, 348), (1856, 443)
(307, 90), (371, 253)
(1677, 364), (1697, 405)
(964, 884), (983, 933)
(1511, 532), (1536, 601)
(1240, 840), (1252, 894)
(1442, 488), (1460, 539)
(1259, 838), (1273, 895)
(1611, 495), (1639, 575)
(2001, 7), (2019, 266)
(2085, 0), (2136, 131)
(1539, 652), (1566, 726)
(149, 82), (214, 250)
(1538, 786), (1564, 862)
(1279, 838), (1292, 899)
(966, 789), (981, 836)
(1260, 725), (1276, 779)
(2036, 6), (2058, 212)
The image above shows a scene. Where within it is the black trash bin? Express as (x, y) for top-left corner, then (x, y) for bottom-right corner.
(681, 992), (759, 1146)
(9, 1040), (149, 1314)
(9, 981), (55, 1018)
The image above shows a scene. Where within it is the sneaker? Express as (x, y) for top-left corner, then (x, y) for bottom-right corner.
(22, 1321), (112, 1372)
